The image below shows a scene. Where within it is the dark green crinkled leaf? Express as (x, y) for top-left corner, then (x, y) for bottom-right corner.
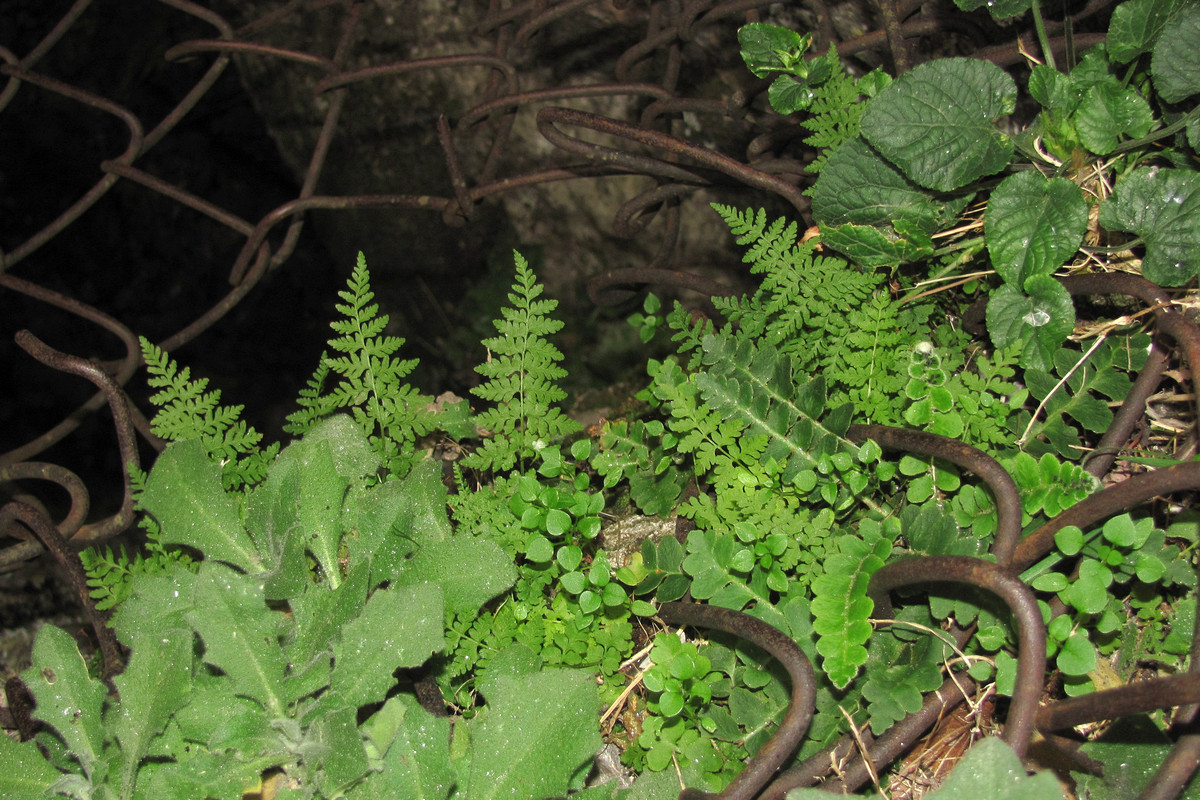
(811, 137), (954, 231)
(141, 439), (262, 572)
(1108, 0), (1192, 63)
(818, 220), (934, 267)
(1099, 167), (1200, 286)
(951, 0), (1032, 18)
(737, 23), (810, 78)
(861, 58), (1016, 191)
(1074, 82), (1154, 155)
(985, 277), (1075, 371)
(1152, 5), (1200, 102)
(1027, 65), (1076, 112)
(986, 170), (1087, 285)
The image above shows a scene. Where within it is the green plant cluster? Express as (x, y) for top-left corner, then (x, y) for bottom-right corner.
(10, 0), (1200, 796)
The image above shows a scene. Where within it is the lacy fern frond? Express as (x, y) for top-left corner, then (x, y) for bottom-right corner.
(709, 204), (945, 425)
(463, 251), (582, 472)
(81, 465), (196, 610)
(285, 252), (433, 478)
(800, 47), (888, 173)
(141, 337), (277, 491)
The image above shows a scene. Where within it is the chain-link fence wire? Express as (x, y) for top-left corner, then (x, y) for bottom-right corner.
(7, 0), (1197, 796)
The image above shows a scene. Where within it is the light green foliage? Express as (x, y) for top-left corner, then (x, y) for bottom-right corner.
(446, 442), (632, 707)
(80, 469), (195, 611)
(464, 251), (582, 472)
(737, 23), (889, 174)
(707, 204), (943, 426)
(1025, 512), (1196, 696)
(141, 336), (278, 490)
(1, 416), (612, 800)
(285, 252), (435, 478)
(811, 519), (896, 688)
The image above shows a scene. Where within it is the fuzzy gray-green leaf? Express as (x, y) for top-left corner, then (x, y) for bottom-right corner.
(332, 582), (444, 709)
(141, 439), (262, 572)
(22, 625), (107, 780)
(466, 669), (600, 800)
(861, 58), (1015, 191)
(112, 627), (192, 798)
(186, 562), (286, 716)
(0, 733), (63, 797)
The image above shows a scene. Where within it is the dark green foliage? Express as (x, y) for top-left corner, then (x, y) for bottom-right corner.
(1014, 333), (1151, 458)
(463, 251), (582, 472)
(285, 252), (434, 478)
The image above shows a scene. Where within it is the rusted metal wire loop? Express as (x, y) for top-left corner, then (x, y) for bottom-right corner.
(1037, 672), (1200, 733)
(0, 502), (122, 686)
(868, 556), (1046, 758)
(0, 462), (89, 540)
(846, 424), (1023, 568)
(10, 331), (140, 549)
(1013, 461), (1200, 574)
(536, 107), (811, 217)
(1061, 272), (1200, 426)
(658, 601), (816, 800)
(0, 273), (141, 467)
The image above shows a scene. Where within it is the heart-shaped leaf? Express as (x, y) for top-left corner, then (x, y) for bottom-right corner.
(986, 170), (1087, 285)
(985, 276), (1074, 371)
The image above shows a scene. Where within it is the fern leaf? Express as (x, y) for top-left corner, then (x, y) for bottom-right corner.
(463, 252), (581, 472)
(285, 252), (433, 477)
(139, 337), (270, 491)
(811, 523), (893, 689)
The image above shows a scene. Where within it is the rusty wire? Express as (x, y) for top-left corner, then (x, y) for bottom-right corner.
(6, 0), (1195, 797)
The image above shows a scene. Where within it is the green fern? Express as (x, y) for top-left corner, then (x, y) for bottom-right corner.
(285, 252), (434, 478)
(799, 47), (890, 173)
(80, 467), (197, 610)
(141, 337), (277, 491)
(811, 519), (895, 689)
(463, 251), (581, 472)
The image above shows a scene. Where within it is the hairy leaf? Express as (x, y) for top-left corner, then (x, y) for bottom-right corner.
(23, 625), (107, 780)
(466, 669), (600, 800)
(140, 439), (262, 573)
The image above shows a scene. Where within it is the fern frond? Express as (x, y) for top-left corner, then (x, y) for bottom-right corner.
(463, 251), (581, 472)
(139, 337), (271, 491)
(285, 252), (433, 477)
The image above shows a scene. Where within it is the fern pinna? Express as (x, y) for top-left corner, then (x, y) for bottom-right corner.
(463, 251), (581, 472)
(285, 252), (433, 478)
